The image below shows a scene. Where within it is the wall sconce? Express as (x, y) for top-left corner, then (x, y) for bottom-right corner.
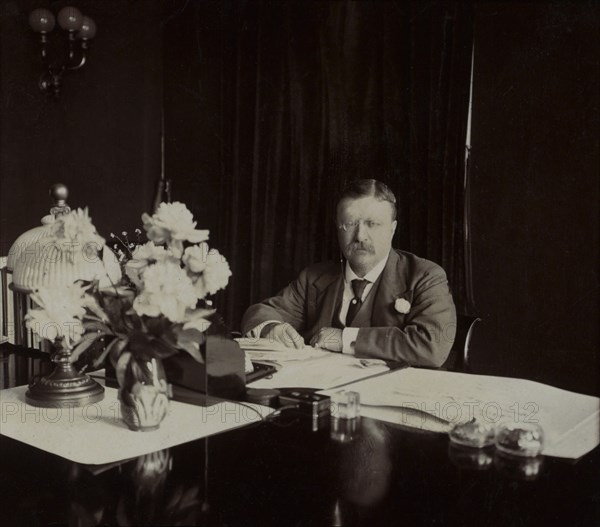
(28, 6), (96, 98)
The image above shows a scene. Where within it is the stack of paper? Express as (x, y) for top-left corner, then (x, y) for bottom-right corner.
(248, 352), (390, 390)
(236, 337), (329, 362)
(319, 368), (600, 459)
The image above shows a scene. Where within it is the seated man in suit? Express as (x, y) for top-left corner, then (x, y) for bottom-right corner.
(242, 179), (456, 366)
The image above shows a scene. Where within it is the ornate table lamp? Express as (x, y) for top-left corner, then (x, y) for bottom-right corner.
(7, 184), (118, 407)
(5, 187), (69, 347)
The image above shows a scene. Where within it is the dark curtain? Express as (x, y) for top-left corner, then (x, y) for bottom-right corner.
(164, 0), (473, 329)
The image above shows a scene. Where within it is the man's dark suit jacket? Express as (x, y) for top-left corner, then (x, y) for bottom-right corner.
(241, 249), (456, 367)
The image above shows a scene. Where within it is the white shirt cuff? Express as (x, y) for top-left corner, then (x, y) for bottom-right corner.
(342, 328), (359, 355)
(245, 320), (281, 339)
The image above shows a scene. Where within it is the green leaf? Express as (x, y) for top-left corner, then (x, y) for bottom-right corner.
(92, 337), (126, 368)
(83, 296), (108, 322)
(144, 316), (172, 337)
(69, 332), (105, 363)
(82, 314), (107, 323)
(83, 320), (113, 335)
(101, 294), (132, 332)
(176, 340), (204, 363)
(130, 357), (149, 382)
(173, 327), (205, 363)
(161, 327), (179, 348)
(146, 338), (178, 361)
(127, 331), (178, 362)
(115, 351), (132, 387)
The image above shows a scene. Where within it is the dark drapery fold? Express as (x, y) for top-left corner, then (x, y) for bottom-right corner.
(165, 0), (474, 329)
(403, 2), (475, 314)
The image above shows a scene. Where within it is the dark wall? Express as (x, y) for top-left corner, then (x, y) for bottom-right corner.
(0, 0), (163, 254)
(470, 2), (599, 395)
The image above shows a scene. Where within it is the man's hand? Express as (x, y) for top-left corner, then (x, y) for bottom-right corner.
(309, 327), (343, 352)
(261, 322), (305, 349)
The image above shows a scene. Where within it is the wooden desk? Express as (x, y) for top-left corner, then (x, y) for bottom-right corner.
(0, 344), (598, 526)
(0, 407), (598, 526)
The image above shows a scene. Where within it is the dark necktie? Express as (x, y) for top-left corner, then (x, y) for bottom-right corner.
(346, 279), (369, 326)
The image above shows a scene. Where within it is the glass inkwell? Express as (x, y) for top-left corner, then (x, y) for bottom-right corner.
(448, 419), (496, 470)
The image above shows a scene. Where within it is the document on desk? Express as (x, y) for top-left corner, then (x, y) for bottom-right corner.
(237, 337), (391, 389)
(0, 385), (274, 465)
(236, 338), (330, 362)
(319, 368), (600, 459)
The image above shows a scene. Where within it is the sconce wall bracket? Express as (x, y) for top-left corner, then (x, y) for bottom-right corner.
(29, 6), (96, 98)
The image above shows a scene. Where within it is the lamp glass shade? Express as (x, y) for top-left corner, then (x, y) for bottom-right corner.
(6, 217), (55, 271)
(11, 232), (122, 293)
(78, 16), (97, 40)
(57, 6), (83, 32)
(29, 8), (56, 33)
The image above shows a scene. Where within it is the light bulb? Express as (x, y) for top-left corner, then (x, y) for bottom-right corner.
(29, 8), (56, 33)
(78, 16), (97, 40)
(57, 6), (83, 32)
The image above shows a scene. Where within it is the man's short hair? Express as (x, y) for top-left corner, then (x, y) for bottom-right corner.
(338, 179), (397, 220)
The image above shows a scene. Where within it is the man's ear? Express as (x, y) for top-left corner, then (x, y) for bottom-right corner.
(391, 220), (398, 236)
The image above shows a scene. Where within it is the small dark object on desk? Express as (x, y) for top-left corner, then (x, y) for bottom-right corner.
(245, 388), (280, 406)
(279, 390), (331, 419)
(246, 361), (277, 384)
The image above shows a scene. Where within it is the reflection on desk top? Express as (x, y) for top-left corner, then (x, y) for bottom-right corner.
(0, 411), (598, 526)
(1, 343), (599, 525)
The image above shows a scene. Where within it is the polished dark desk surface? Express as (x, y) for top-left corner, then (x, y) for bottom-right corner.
(1, 350), (599, 526)
(1, 408), (599, 526)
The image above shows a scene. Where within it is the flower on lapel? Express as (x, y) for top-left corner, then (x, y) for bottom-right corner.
(394, 298), (411, 314)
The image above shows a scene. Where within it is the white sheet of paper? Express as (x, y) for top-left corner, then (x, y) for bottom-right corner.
(248, 352), (390, 390)
(236, 337), (327, 362)
(319, 368), (600, 459)
(235, 337), (309, 351)
(244, 348), (329, 362)
(0, 385), (273, 465)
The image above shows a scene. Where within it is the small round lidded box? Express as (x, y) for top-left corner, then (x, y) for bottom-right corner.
(495, 422), (545, 457)
(449, 419), (496, 448)
(449, 419), (545, 458)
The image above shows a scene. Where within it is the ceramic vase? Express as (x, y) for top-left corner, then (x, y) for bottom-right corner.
(119, 357), (169, 431)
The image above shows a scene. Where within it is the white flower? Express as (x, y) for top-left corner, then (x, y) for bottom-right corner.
(125, 242), (173, 287)
(203, 249), (232, 295)
(183, 243), (209, 274)
(52, 208), (105, 261)
(189, 244), (231, 299)
(98, 247), (123, 289)
(132, 241), (171, 262)
(394, 298), (411, 314)
(142, 202), (209, 258)
(25, 282), (88, 347)
(133, 259), (197, 323)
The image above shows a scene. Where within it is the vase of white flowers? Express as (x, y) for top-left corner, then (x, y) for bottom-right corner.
(25, 201), (232, 430)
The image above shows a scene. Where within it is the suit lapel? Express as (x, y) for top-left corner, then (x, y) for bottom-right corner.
(371, 250), (408, 325)
(312, 270), (344, 330)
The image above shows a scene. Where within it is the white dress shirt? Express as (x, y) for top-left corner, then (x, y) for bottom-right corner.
(340, 255), (389, 354)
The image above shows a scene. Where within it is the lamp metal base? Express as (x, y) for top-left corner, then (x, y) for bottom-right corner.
(25, 343), (105, 407)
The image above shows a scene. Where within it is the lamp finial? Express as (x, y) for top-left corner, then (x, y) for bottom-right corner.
(49, 183), (71, 217)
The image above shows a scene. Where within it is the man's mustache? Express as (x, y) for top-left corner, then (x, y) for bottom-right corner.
(346, 243), (375, 253)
